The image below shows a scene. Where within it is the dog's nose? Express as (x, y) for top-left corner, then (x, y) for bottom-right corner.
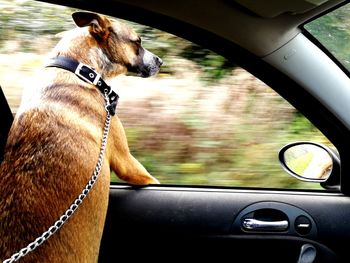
(156, 56), (163, 66)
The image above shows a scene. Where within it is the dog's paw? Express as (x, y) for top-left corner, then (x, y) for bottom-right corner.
(126, 175), (160, 185)
(150, 177), (160, 184)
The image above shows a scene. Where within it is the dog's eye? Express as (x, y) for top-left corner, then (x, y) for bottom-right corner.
(132, 37), (141, 45)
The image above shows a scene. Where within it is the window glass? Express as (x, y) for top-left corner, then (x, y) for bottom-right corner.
(0, 0), (336, 190)
(304, 3), (350, 73)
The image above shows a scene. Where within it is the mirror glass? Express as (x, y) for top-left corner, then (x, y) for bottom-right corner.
(282, 144), (333, 181)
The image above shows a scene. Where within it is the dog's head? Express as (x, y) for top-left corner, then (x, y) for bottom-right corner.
(53, 12), (162, 79)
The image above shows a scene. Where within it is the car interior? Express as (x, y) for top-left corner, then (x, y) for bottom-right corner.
(0, 86), (13, 163)
(1, 0), (350, 262)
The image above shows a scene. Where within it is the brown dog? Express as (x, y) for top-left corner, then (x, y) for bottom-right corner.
(0, 12), (161, 262)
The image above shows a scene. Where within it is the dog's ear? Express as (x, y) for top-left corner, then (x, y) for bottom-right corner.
(72, 12), (110, 40)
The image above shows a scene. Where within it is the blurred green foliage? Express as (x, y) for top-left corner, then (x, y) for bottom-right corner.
(180, 45), (236, 81)
(0, 0), (75, 51)
(305, 3), (350, 71)
(0, 0), (343, 190)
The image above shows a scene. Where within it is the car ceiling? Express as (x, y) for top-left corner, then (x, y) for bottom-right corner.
(42, 0), (346, 57)
(233, 0), (331, 18)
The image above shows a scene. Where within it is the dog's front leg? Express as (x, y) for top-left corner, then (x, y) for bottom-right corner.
(117, 152), (160, 185)
(107, 117), (160, 185)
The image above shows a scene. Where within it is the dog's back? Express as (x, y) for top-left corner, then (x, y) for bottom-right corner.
(0, 70), (111, 262)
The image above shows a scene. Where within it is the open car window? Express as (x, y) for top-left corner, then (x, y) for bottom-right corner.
(0, 0), (338, 190)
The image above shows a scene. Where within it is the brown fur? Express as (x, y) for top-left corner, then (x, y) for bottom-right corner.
(0, 12), (160, 262)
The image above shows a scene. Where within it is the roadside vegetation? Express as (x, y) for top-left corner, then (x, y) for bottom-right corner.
(1, 0), (345, 189)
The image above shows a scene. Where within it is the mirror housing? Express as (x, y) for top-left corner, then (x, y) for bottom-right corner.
(279, 142), (340, 190)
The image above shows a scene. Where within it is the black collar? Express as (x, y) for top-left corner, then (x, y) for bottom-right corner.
(46, 56), (118, 115)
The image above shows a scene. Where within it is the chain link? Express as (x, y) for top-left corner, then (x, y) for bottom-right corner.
(3, 95), (112, 263)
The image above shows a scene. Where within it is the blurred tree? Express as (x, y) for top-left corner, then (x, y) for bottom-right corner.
(180, 44), (236, 82)
(0, 0), (76, 51)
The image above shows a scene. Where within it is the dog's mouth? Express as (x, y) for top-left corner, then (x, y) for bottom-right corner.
(127, 58), (163, 78)
(127, 47), (162, 78)
(139, 64), (162, 78)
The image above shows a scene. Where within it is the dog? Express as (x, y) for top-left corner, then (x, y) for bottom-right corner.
(0, 11), (161, 263)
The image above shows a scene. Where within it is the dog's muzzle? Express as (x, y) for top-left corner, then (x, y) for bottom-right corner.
(130, 48), (163, 78)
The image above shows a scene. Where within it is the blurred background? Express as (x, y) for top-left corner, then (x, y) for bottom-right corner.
(0, 0), (338, 189)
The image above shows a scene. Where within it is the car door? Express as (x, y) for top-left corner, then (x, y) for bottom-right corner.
(94, 2), (350, 263)
(0, 86), (13, 162)
(1, 1), (350, 263)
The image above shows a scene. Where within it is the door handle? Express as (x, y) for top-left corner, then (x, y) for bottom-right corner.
(297, 244), (316, 263)
(242, 218), (289, 231)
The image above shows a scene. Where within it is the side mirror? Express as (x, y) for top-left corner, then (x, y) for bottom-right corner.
(279, 142), (340, 189)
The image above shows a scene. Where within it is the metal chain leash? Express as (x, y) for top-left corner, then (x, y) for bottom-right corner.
(3, 92), (113, 263)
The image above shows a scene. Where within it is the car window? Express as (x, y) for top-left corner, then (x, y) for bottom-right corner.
(0, 0), (337, 190)
(304, 2), (350, 73)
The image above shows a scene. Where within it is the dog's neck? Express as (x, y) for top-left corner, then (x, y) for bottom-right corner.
(46, 56), (119, 115)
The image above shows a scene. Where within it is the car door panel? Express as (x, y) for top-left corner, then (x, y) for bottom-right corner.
(0, 86), (13, 162)
(98, 185), (346, 262)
